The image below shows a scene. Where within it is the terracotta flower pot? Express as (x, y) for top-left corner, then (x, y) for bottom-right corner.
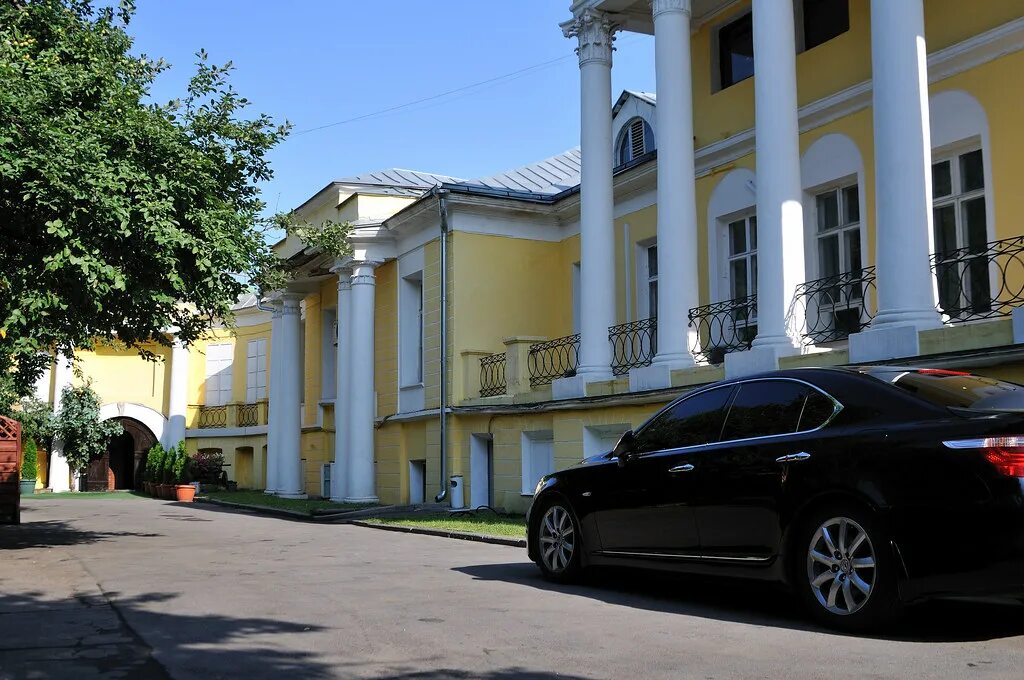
(160, 483), (173, 500)
(174, 484), (196, 503)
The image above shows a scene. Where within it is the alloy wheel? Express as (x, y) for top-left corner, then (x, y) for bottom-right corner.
(538, 505), (575, 573)
(806, 516), (877, 616)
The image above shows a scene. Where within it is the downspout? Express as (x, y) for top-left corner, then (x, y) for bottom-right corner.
(434, 188), (451, 503)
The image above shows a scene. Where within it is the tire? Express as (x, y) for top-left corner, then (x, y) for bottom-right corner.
(531, 497), (584, 583)
(794, 503), (902, 632)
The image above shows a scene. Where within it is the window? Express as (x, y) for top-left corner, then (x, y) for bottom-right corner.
(617, 117), (654, 166)
(868, 369), (1024, 412)
(204, 343), (233, 407)
(814, 184), (863, 336)
(717, 12), (754, 90)
(571, 262), (581, 333)
(800, 390), (838, 430)
(521, 431), (554, 494)
(727, 214), (758, 341)
(645, 245), (658, 320)
(801, 0), (849, 51)
(720, 380), (822, 441)
(634, 386), (734, 454)
(245, 339), (267, 402)
(932, 148), (990, 318)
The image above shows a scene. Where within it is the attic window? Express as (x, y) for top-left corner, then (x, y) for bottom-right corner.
(617, 117), (654, 166)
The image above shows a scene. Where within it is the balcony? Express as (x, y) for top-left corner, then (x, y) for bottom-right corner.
(192, 402), (268, 430)
(609, 317), (657, 375)
(478, 352), (507, 397)
(792, 267), (877, 345)
(688, 294), (757, 365)
(528, 334), (580, 387)
(933, 235), (1024, 323)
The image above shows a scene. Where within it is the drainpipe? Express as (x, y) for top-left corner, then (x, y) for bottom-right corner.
(434, 188), (451, 503)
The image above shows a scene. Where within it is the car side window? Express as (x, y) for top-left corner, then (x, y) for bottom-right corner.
(720, 380), (816, 441)
(633, 386), (734, 454)
(799, 390), (837, 431)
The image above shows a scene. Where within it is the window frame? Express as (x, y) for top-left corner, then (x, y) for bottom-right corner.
(796, 0), (850, 53)
(204, 342), (234, 407)
(714, 10), (754, 92)
(633, 385), (737, 456)
(724, 212), (758, 343)
(615, 116), (654, 166)
(245, 338), (267, 403)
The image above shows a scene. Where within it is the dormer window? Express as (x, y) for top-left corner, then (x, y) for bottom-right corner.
(617, 117), (654, 166)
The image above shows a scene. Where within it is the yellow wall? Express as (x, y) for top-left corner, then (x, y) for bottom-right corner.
(75, 341), (170, 415)
(375, 260), (399, 417)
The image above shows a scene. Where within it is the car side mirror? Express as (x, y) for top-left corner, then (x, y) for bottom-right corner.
(613, 430), (636, 467)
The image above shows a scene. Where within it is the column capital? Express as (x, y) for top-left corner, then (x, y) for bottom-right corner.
(561, 9), (619, 67)
(651, 0), (691, 18)
(350, 260), (381, 286)
(333, 264), (353, 293)
(281, 294), (303, 315)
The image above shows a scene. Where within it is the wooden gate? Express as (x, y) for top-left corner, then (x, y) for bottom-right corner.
(0, 416), (22, 524)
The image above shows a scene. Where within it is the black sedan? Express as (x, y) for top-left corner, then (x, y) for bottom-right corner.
(527, 366), (1024, 630)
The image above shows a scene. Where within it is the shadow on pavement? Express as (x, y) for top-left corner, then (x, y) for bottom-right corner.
(365, 669), (596, 680)
(453, 561), (1024, 643)
(0, 518), (162, 549)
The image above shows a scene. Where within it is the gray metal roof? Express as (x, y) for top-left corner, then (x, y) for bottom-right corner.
(613, 89), (657, 116)
(461, 148), (582, 195)
(231, 291), (259, 311)
(337, 168), (463, 189)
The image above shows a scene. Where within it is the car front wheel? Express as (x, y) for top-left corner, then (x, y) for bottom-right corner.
(533, 499), (583, 583)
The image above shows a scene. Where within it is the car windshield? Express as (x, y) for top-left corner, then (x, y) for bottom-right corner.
(866, 369), (1024, 411)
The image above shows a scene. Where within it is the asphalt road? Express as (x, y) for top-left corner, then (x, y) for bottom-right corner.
(2, 496), (1024, 679)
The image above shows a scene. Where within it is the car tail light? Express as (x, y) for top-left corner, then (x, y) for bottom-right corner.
(944, 436), (1024, 477)
(918, 369), (971, 376)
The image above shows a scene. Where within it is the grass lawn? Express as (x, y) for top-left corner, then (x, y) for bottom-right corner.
(23, 491), (141, 500)
(202, 490), (376, 515)
(366, 512), (527, 538)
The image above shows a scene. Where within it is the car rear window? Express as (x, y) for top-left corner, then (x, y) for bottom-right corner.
(869, 369), (1024, 411)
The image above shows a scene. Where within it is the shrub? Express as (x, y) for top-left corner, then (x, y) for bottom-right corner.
(193, 448), (225, 485)
(21, 438), (38, 480)
(145, 444), (164, 483)
(171, 441), (192, 484)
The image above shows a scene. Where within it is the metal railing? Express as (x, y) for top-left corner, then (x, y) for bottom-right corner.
(791, 267), (877, 344)
(197, 405), (228, 428)
(528, 334), (580, 387)
(688, 294), (757, 365)
(237, 402), (261, 427)
(609, 317), (657, 376)
(932, 235), (1024, 323)
(479, 352), (507, 397)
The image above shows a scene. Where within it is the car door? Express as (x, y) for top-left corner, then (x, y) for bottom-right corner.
(691, 379), (838, 560)
(593, 385), (735, 556)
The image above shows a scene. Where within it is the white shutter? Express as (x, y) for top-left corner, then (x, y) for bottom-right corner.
(205, 343), (234, 406)
(246, 339), (267, 402)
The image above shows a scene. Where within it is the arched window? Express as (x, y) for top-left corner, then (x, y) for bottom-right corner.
(616, 117), (655, 166)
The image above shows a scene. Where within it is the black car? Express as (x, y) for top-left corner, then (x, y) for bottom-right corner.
(526, 366), (1024, 630)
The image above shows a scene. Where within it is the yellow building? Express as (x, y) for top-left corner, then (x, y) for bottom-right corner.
(40, 0), (1024, 514)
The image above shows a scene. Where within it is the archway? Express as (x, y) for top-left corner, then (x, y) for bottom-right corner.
(85, 417), (158, 491)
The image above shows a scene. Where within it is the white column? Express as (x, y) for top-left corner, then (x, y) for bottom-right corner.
(651, 0), (698, 369)
(264, 301), (283, 494)
(563, 10), (617, 380)
(750, 0), (805, 351)
(165, 338), (188, 448)
(331, 266), (352, 502)
(346, 262), (379, 503)
(277, 294), (306, 499)
(48, 356), (73, 492)
(869, 0), (941, 330)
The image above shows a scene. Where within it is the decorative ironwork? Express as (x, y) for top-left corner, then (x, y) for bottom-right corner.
(237, 403), (260, 427)
(932, 235), (1024, 323)
(479, 352), (507, 397)
(792, 267), (877, 344)
(528, 334), (580, 387)
(609, 317), (657, 375)
(688, 295), (757, 365)
(197, 405), (228, 428)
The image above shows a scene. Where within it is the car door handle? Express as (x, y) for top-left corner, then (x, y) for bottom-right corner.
(668, 464), (695, 473)
(775, 452), (812, 463)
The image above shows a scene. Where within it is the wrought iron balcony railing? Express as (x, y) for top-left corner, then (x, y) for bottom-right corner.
(237, 402), (261, 427)
(932, 235), (1024, 323)
(609, 317), (657, 376)
(197, 405), (228, 428)
(528, 334), (580, 387)
(791, 267), (877, 344)
(688, 294), (757, 365)
(479, 352), (507, 397)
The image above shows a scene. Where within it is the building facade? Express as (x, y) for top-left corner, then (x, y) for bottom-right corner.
(40, 0), (1024, 514)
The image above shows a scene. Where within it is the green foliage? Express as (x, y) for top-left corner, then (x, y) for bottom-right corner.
(21, 437), (38, 480)
(7, 396), (55, 449)
(0, 0), (294, 397)
(192, 447), (225, 484)
(144, 442), (163, 483)
(170, 441), (191, 484)
(51, 382), (122, 475)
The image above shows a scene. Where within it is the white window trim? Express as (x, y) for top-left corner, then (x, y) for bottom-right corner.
(806, 177), (863, 281)
(711, 9), (753, 94)
(245, 338), (267, 403)
(930, 139), (993, 250)
(205, 343), (234, 407)
(635, 238), (657, 320)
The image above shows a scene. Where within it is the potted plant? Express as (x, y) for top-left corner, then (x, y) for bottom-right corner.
(20, 438), (38, 496)
(172, 442), (195, 502)
(157, 445), (174, 499)
(143, 444), (161, 496)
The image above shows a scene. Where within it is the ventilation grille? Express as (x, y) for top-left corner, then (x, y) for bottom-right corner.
(629, 118), (646, 159)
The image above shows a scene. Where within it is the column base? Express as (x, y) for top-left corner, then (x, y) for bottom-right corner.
(552, 372), (616, 400)
(848, 323), (921, 363)
(725, 345), (789, 379)
(277, 492), (308, 500)
(871, 308), (942, 331)
(264, 489), (277, 495)
(344, 495), (379, 504)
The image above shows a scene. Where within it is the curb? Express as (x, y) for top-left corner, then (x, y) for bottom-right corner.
(195, 497), (315, 522)
(349, 519), (527, 548)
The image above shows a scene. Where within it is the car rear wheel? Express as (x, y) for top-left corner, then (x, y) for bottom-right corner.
(797, 504), (901, 631)
(533, 500), (583, 583)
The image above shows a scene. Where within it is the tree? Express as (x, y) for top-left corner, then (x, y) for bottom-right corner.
(0, 0), (295, 399)
(52, 383), (122, 476)
(6, 396), (55, 450)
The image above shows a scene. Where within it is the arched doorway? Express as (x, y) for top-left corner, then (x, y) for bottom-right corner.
(84, 417), (158, 491)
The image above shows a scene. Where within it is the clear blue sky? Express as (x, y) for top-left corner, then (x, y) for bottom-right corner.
(129, 1), (655, 217)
